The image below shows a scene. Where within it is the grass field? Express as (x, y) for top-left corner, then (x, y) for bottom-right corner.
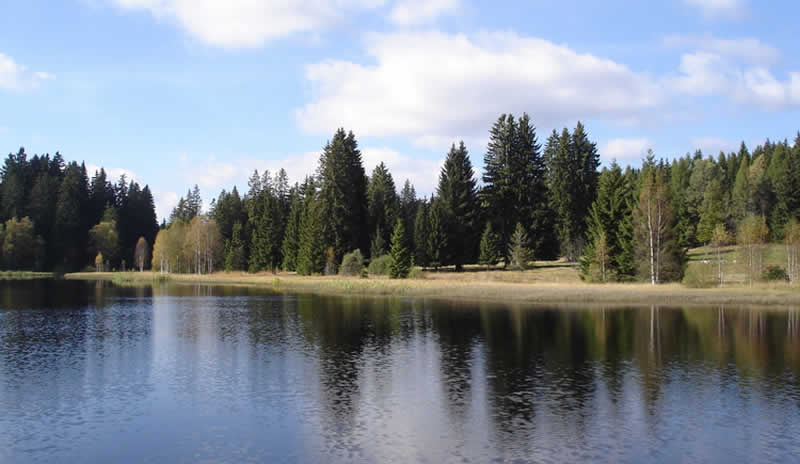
(65, 252), (800, 307)
(0, 271), (54, 280)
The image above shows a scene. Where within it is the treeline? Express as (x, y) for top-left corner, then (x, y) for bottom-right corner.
(4, 115), (800, 284)
(0, 149), (158, 272)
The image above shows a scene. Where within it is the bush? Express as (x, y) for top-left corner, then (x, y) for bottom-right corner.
(360, 267), (369, 279)
(367, 255), (392, 276)
(763, 265), (790, 282)
(408, 267), (425, 279)
(682, 264), (715, 288)
(339, 250), (364, 276)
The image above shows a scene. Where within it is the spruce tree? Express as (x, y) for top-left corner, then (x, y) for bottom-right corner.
(438, 141), (478, 271)
(297, 199), (324, 275)
(367, 162), (398, 257)
(280, 193), (303, 271)
(507, 223), (532, 271)
(389, 219), (411, 279)
(696, 178), (725, 244)
(731, 156), (753, 225)
(427, 197), (447, 270)
(224, 222), (246, 271)
(413, 201), (430, 268)
(317, 129), (369, 262)
(478, 222), (499, 270)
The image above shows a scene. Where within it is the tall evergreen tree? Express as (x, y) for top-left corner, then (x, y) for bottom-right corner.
(317, 129), (369, 261)
(389, 218), (411, 279)
(413, 201), (430, 268)
(438, 141), (479, 271)
(281, 190), (304, 271)
(367, 162), (398, 256)
(54, 162), (89, 271)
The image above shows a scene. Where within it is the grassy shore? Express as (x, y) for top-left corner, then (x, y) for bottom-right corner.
(0, 271), (54, 280)
(65, 262), (800, 306)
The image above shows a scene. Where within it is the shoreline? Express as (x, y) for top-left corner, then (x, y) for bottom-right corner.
(63, 271), (800, 307)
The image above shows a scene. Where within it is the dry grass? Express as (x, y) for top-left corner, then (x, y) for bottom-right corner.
(66, 260), (800, 307)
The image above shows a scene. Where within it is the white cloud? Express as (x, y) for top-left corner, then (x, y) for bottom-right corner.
(153, 189), (179, 221)
(690, 137), (738, 154)
(389, 0), (459, 26)
(361, 147), (442, 194)
(663, 34), (778, 64)
(683, 0), (746, 18)
(0, 53), (54, 91)
(600, 138), (653, 162)
(108, 0), (385, 48)
(179, 155), (239, 188)
(670, 51), (800, 108)
(296, 31), (662, 147)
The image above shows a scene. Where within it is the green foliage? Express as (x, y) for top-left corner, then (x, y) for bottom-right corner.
(367, 254), (392, 276)
(507, 223), (532, 271)
(682, 264), (715, 288)
(478, 222), (500, 268)
(297, 198), (325, 276)
(317, 129), (369, 263)
(482, 114), (555, 263)
(437, 141), (479, 271)
(367, 162), (398, 257)
(2, 217), (42, 270)
(762, 265), (790, 282)
(581, 161), (633, 281)
(413, 202), (430, 268)
(224, 222), (246, 271)
(427, 198), (447, 270)
(389, 219), (411, 279)
(339, 249), (364, 276)
(547, 122), (599, 261)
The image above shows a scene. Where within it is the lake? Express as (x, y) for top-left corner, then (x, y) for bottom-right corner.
(1, 279), (799, 463)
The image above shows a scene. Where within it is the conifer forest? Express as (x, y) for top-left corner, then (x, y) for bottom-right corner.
(3, 113), (800, 284)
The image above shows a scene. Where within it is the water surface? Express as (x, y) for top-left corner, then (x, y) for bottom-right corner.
(1, 279), (799, 463)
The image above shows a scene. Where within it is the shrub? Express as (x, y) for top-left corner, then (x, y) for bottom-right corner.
(763, 265), (790, 282)
(367, 255), (392, 276)
(682, 264), (715, 288)
(360, 267), (369, 279)
(408, 267), (425, 279)
(339, 250), (364, 276)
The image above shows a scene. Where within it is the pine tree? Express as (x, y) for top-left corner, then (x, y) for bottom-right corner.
(581, 161), (632, 281)
(367, 162), (398, 257)
(731, 152), (753, 225)
(427, 197), (447, 270)
(507, 223), (532, 271)
(297, 199), (324, 276)
(389, 219), (411, 279)
(54, 162), (89, 271)
(438, 141), (478, 271)
(696, 178), (725, 244)
(280, 193), (303, 271)
(482, 114), (554, 262)
(224, 222), (246, 271)
(317, 129), (369, 262)
(399, 179), (418, 250)
(413, 201), (430, 268)
(478, 222), (500, 270)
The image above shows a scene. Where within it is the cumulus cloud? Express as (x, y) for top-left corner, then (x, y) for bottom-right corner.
(663, 34), (778, 64)
(179, 154), (239, 188)
(600, 138), (653, 162)
(389, 0), (459, 26)
(664, 33), (800, 109)
(0, 53), (54, 91)
(296, 31), (662, 148)
(153, 189), (179, 221)
(683, 0), (746, 18)
(108, 0), (385, 48)
(361, 147), (442, 194)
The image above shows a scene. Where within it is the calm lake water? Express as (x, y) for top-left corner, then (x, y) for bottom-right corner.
(1, 280), (800, 463)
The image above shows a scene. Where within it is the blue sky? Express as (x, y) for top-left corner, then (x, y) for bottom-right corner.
(2, 0), (800, 219)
